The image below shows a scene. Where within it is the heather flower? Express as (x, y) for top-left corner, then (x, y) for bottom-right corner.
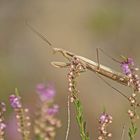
(120, 57), (140, 139)
(98, 112), (113, 140)
(121, 57), (140, 92)
(127, 58), (134, 66)
(68, 57), (84, 102)
(34, 83), (61, 140)
(121, 63), (131, 75)
(36, 83), (55, 101)
(66, 57), (90, 140)
(9, 93), (31, 140)
(47, 104), (59, 115)
(121, 57), (140, 109)
(0, 123), (6, 131)
(121, 57), (134, 75)
(0, 102), (6, 113)
(99, 113), (112, 124)
(9, 95), (22, 109)
(0, 102), (6, 140)
(99, 113), (107, 124)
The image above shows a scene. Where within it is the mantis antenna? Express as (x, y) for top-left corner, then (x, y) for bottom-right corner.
(26, 21), (52, 47)
(98, 48), (121, 64)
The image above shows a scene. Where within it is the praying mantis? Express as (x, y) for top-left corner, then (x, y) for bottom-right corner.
(26, 22), (130, 88)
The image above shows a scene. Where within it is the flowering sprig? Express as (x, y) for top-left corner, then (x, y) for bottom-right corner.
(34, 84), (61, 140)
(97, 112), (113, 140)
(68, 57), (84, 102)
(67, 57), (90, 140)
(36, 84), (55, 101)
(9, 89), (31, 140)
(0, 102), (6, 140)
(121, 57), (140, 92)
(121, 57), (140, 140)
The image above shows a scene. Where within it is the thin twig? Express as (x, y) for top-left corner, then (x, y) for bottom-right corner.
(121, 124), (125, 140)
(65, 94), (71, 140)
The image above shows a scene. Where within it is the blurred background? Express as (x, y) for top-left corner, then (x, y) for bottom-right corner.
(1, 0), (140, 139)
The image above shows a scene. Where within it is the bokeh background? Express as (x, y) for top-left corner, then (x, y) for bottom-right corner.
(1, 0), (140, 140)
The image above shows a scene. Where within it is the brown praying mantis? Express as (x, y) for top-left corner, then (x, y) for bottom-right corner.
(26, 22), (130, 87)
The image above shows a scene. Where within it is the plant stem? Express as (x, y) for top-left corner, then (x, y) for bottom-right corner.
(35, 135), (43, 140)
(128, 122), (138, 140)
(14, 89), (31, 140)
(74, 98), (90, 140)
(67, 58), (90, 140)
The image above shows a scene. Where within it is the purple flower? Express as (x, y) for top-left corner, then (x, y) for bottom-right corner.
(36, 83), (46, 92)
(9, 95), (22, 109)
(36, 83), (56, 101)
(99, 113), (106, 124)
(121, 63), (131, 75)
(127, 58), (134, 66)
(0, 102), (6, 112)
(99, 112), (112, 124)
(98, 112), (113, 139)
(47, 105), (59, 115)
(121, 58), (133, 74)
(120, 57), (135, 75)
(0, 123), (6, 130)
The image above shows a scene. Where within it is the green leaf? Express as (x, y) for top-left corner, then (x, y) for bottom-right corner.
(134, 127), (138, 134)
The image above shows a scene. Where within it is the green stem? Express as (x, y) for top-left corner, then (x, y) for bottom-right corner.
(15, 88), (30, 140)
(35, 135), (43, 140)
(128, 121), (138, 140)
(17, 108), (30, 140)
(74, 98), (90, 140)
(69, 60), (90, 140)
(128, 90), (138, 140)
